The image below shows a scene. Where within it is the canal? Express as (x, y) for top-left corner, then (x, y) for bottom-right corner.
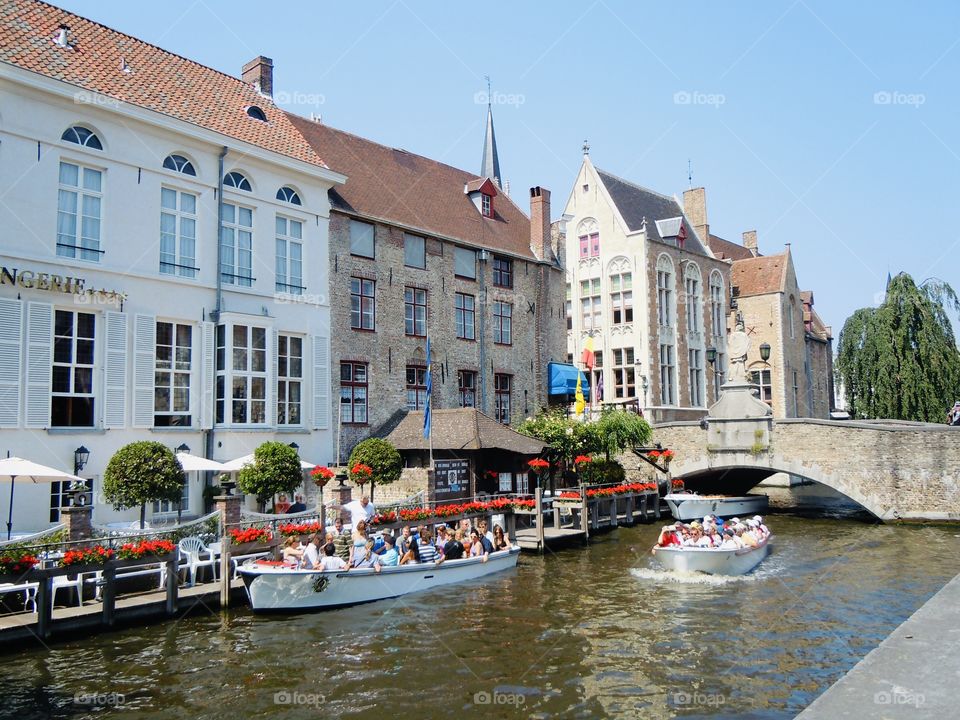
(2, 487), (959, 720)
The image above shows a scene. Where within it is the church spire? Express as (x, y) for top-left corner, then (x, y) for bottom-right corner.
(480, 76), (502, 190)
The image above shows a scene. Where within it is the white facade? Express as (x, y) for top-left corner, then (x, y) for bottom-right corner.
(0, 66), (343, 532)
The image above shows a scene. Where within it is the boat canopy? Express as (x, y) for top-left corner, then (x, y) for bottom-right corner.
(547, 362), (589, 399)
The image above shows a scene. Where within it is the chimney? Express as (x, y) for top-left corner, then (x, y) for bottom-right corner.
(54, 24), (70, 48)
(242, 56), (274, 97)
(683, 187), (709, 244)
(742, 230), (758, 257)
(530, 187), (552, 261)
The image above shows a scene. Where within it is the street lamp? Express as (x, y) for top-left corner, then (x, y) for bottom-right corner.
(705, 346), (717, 365)
(74, 446), (90, 475)
(288, 442), (300, 451)
(759, 342), (771, 362)
(175, 443), (190, 455)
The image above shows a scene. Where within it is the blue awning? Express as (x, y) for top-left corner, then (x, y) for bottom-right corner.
(547, 362), (589, 399)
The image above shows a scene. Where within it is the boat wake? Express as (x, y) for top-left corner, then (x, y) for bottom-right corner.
(629, 567), (762, 586)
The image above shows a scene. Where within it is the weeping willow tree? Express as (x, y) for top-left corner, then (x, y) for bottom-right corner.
(836, 273), (960, 421)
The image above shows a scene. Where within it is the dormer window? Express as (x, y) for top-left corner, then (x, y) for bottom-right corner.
(464, 177), (498, 218)
(245, 105), (268, 122)
(481, 193), (492, 218)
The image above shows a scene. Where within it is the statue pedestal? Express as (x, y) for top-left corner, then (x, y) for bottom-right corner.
(706, 380), (773, 452)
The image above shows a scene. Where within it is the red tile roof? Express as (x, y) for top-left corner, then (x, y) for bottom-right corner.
(288, 114), (537, 259)
(731, 251), (788, 297)
(0, 0), (326, 168)
(708, 233), (756, 261)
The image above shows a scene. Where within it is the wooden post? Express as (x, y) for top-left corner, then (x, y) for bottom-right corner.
(625, 495), (635, 524)
(535, 487), (544, 553)
(609, 498), (617, 527)
(506, 511), (517, 543)
(552, 506), (561, 529)
(165, 555), (178, 616)
(36, 575), (51, 639)
(654, 491), (661, 519)
(581, 491), (589, 541)
(590, 501), (599, 530)
(101, 565), (116, 627)
(215, 494), (242, 608)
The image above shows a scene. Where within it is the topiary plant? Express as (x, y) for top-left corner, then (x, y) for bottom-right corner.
(347, 438), (402, 502)
(103, 441), (185, 529)
(237, 441), (304, 512)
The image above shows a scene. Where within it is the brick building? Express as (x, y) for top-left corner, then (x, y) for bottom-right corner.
(289, 114), (566, 462)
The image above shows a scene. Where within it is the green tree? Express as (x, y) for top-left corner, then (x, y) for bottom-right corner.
(237, 442), (303, 512)
(102, 441), (185, 529)
(837, 273), (960, 421)
(594, 409), (653, 460)
(517, 408), (605, 465)
(348, 438), (402, 502)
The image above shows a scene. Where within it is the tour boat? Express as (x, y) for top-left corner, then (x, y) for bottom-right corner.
(237, 546), (521, 612)
(652, 536), (772, 576)
(662, 492), (769, 521)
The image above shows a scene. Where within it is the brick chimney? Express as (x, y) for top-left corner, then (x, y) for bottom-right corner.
(683, 187), (709, 244)
(742, 230), (759, 257)
(242, 56), (274, 97)
(530, 186), (551, 261)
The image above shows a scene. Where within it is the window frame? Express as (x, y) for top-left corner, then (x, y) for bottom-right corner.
(223, 171), (251, 191)
(481, 193), (493, 218)
(404, 286), (427, 337)
(61, 126), (102, 150)
(51, 309), (96, 428)
(220, 201), (254, 287)
(340, 361), (368, 425)
(163, 154), (196, 176)
(275, 215), (305, 294)
(458, 369), (477, 408)
(610, 272), (633, 325)
(612, 348), (636, 399)
(454, 292), (476, 340)
(57, 159), (105, 262)
(659, 342), (676, 406)
(350, 277), (376, 331)
(749, 368), (773, 405)
(160, 186), (199, 278)
(405, 364), (428, 410)
(349, 219), (376, 259)
(154, 320), (193, 427)
(454, 247), (477, 280)
(215, 323), (268, 426)
(494, 373), (512, 424)
(688, 347), (704, 407)
(404, 233), (426, 269)
(580, 277), (602, 331)
(492, 256), (513, 288)
(276, 334), (304, 426)
(493, 301), (512, 345)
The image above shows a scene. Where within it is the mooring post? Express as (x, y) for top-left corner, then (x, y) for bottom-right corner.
(625, 494), (635, 524)
(165, 555), (178, 615)
(215, 494), (242, 608)
(609, 498), (617, 527)
(581, 490), (589, 541)
(101, 565), (116, 627)
(535, 487), (544, 552)
(36, 574), (51, 639)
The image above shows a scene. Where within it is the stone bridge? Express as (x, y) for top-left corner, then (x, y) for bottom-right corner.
(652, 418), (960, 521)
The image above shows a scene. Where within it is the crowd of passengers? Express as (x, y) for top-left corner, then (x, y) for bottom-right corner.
(280, 516), (512, 573)
(656, 515), (770, 549)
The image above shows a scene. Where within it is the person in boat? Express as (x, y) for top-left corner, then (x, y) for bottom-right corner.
(399, 534), (421, 565)
(434, 525), (448, 557)
(753, 516), (769, 538)
(477, 519), (495, 546)
(398, 526), (414, 556)
(319, 543), (348, 572)
(303, 533), (322, 569)
(349, 520), (369, 567)
(416, 529), (439, 564)
(287, 494), (307, 514)
(438, 529), (466, 563)
(281, 536), (304, 566)
(333, 522), (352, 562)
(719, 528), (740, 549)
(739, 523), (759, 548)
(342, 495), (376, 530)
(373, 535), (400, 572)
(493, 525), (509, 551)
(468, 529), (485, 559)
(352, 539), (377, 569)
(656, 522), (684, 547)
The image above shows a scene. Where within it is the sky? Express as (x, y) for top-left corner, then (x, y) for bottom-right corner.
(53, 0), (960, 335)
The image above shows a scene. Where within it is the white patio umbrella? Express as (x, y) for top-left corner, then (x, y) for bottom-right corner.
(220, 453), (317, 472)
(175, 452), (226, 473)
(0, 457), (84, 540)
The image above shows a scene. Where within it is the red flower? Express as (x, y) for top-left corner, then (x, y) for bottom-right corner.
(573, 455), (593, 465)
(311, 466), (335, 486)
(350, 463), (373, 485)
(229, 527), (272, 544)
(527, 458), (549, 470)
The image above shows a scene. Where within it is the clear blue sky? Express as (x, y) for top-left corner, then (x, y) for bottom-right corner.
(54, 0), (960, 335)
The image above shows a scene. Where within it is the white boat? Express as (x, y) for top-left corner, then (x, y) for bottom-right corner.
(652, 536), (772, 576)
(663, 492), (769, 521)
(238, 546), (521, 612)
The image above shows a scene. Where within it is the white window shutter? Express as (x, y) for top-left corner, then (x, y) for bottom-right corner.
(132, 314), (156, 428)
(25, 301), (53, 428)
(0, 298), (23, 427)
(272, 328), (280, 426)
(199, 321), (215, 429)
(312, 335), (330, 429)
(103, 311), (128, 428)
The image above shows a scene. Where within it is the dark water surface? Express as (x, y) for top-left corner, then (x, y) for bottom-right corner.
(2, 490), (958, 720)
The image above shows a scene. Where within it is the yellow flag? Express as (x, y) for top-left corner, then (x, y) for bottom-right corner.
(574, 370), (585, 414)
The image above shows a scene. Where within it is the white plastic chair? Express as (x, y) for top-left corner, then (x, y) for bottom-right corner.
(51, 573), (84, 610)
(178, 537), (218, 586)
(0, 582), (38, 613)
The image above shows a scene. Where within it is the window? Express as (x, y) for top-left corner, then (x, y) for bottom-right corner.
(163, 154), (196, 176)
(689, 348), (704, 407)
(276, 186), (302, 205)
(404, 233), (426, 269)
(455, 293), (476, 340)
(340, 362), (368, 424)
(657, 257), (674, 327)
(789, 298), (797, 339)
(610, 272), (633, 324)
(580, 278), (601, 330)
(277, 335), (303, 425)
(220, 203), (253, 286)
(454, 247), (477, 279)
(50, 480), (93, 522)
(61, 126), (102, 150)
(404, 287), (427, 337)
(245, 105), (268, 121)
(275, 216), (304, 294)
(713, 352), (726, 400)
(154, 321), (192, 427)
(160, 187), (198, 278)
(57, 161), (103, 261)
(52, 310), (95, 427)
(215, 324), (267, 425)
(481, 193), (493, 218)
(406, 365), (427, 410)
(458, 370), (477, 407)
(494, 374), (511, 424)
(351, 277), (375, 330)
(709, 272), (725, 338)
(493, 301), (512, 345)
(350, 219), (375, 258)
(223, 171), (251, 191)
(684, 265), (702, 334)
(793, 370), (800, 415)
(659, 343), (676, 405)
(493, 256), (513, 288)
(594, 351), (605, 400)
(565, 283), (572, 331)
(612, 348), (636, 399)
(749, 369), (773, 405)
(579, 232), (600, 259)
(153, 478), (189, 515)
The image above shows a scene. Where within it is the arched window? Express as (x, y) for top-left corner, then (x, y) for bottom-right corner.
(789, 296), (797, 338)
(276, 186), (302, 205)
(684, 262), (702, 334)
(163, 154), (197, 176)
(709, 270), (725, 338)
(577, 218), (599, 259)
(223, 171), (251, 191)
(245, 105), (267, 122)
(656, 255), (674, 327)
(61, 125), (102, 150)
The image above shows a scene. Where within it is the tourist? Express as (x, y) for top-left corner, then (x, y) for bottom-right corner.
(468, 529), (485, 558)
(374, 534), (400, 572)
(349, 520), (369, 566)
(477, 519), (494, 545)
(458, 518), (472, 539)
(281, 536), (303, 565)
(319, 543), (348, 572)
(754, 516), (769, 538)
(417, 529), (439, 564)
(287, 494), (307, 514)
(342, 495), (376, 529)
(303, 533), (322, 569)
(719, 528), (740, 549)
(435, 525), (448, 557)
(656, 523), (683, 547)
(352, 539), (377, 569)
(493, 525), (509, 551)
(333, 522), (352, 562)
(398, 526), (414, 556)
(399, 534), (421, 565)
(333, 517), (345, 535)
(740, 523), (759, 548)
(439, 529), (466, 563)
(948, 401), (960, 425)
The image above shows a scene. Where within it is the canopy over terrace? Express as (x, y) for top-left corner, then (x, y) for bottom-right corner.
(385, 408), (546, 500)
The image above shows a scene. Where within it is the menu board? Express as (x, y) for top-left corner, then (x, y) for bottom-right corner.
(434, 459), (469, 495)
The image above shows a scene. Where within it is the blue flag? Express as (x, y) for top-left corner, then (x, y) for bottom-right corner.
(423, 338), (432, 438)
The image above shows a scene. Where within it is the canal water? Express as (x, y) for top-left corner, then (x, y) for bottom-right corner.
(2, 487), (959, 720)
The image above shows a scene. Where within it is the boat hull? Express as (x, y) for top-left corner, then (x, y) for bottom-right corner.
(238, 547), (521, 612)
(663, 493), (769, 521)
(652, 537), (771, 576)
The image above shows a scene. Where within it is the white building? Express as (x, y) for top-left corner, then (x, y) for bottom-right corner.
(0, 2), (344, 532)
(562, 152), (732, 423)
